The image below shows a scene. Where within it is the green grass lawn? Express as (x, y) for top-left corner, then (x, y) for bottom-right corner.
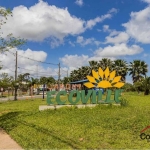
(0, 92), (150, 149)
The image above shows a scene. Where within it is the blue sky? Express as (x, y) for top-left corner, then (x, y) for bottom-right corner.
(0, 0), (150, 82)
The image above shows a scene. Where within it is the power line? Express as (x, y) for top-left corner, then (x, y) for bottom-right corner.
(18, 67), (56, 74)
(3, 50), (62, 83)
(7, 50), (58, 66)
(60, 67), (69, 77)
(1, 66), (62, 78)
(60, 68), (67, 72)
(30, 74), (57, 78)
(1, 65), (16, 73)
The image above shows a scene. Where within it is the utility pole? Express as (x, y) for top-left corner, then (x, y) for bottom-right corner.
(37, 64), (38, 79)
(14, 51), (18, 100)
(67, 70), (68, 78)
(58, 63), (60, 91)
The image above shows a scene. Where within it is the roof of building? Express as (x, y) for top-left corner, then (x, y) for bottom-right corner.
(70, 79), (88, 84)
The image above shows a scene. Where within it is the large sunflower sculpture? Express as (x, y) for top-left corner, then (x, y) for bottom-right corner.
(84, 67), (124, 89)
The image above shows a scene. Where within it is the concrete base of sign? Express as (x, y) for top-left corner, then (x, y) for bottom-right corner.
(39, 103), (120, 111)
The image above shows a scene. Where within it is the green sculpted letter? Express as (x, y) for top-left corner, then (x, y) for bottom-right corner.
(114, 89), (123, 103)
(56, 91), (67, 105)
(91, 90), (97, 104)
(47, 91), (56, 105)
(68, 90), (80, 105)
(81, 90), (92, 104)
(104, 89), (113, 103)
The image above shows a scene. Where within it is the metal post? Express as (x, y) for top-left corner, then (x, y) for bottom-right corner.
(43, 84), (45, 99)
(14, 51), (18, 100)
(58, 63), (60, 91)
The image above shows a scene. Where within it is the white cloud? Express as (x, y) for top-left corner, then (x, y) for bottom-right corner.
(59, 43), (143, 69)
(85, 8), (117, 29)
(123, 6), (150, 43)
(143, 53), (149, 57)
(105, 32), (129, 44)
(94, 43), (143, 57)
(75, 0), (83, 6)
(141, 0), (150, 3)
(102, 25), (120, 36)
(59, 54), (115, 71)
(103, 25), (110, 32)
(69, 41), (75, 47)
(1, 0), (85, 42)
(108, 8), (118, 14)
(76, 36), (100, 46)
(60, 54), (89, 69)
(102, 25), (129, 44)
(1, 0), (116, 48)
(0, 48), (58, 78)
(86, 14), (111, 29)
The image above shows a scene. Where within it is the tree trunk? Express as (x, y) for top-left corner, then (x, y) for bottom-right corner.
(12, 89), (14, 96)
(1, 91), (3, 97)
(144, 89), (149, 95)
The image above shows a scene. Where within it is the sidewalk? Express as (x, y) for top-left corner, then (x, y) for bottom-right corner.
(0, 128), (22, 149)
(0, 95), (45, 101)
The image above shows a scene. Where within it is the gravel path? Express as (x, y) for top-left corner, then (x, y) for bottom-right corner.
(0, 128), (22, 149)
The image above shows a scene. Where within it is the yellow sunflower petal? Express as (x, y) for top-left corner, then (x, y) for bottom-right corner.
(87, 76), (97, 83)
(98, 67), (104, 79)
(113, 82), (124, 88)
(92, 70), (99, 80)
(97, 80), (112, 88)
(109, 70), (116, 80)
(104, 67), (109, 80)
(111, 76), (121, 84)
(84, 82), (95, 88)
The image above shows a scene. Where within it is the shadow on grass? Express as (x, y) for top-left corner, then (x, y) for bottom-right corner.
(0, 111), (82, 149)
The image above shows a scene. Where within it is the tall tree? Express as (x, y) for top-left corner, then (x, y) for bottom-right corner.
(0, 8), (25, 72)
(113, 59), (128, 82)
(0, 8), (25, 53)
(47, 77), (55, 88)
(70, 69), (79, 82)
(63, 77), (70, 86)
(141, 77), (150, 95)
(0, 73), (14, 96)
(40, 76), (47, 85)
(129, 60), (148, 83)
(99, 58), (114, 71)
(81, 66), (91, 79)
(0, 73), (14, 88)
(89, 60), (98, 71)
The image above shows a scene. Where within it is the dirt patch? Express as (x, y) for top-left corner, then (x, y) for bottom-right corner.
(0, 128), (22, 149)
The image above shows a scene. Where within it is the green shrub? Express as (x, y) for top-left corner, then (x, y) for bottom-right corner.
(120, 97), (129, 107)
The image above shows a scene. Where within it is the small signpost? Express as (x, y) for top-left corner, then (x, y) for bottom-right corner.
(43, 84), (45, 99)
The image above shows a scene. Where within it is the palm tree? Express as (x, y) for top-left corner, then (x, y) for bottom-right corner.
(47, 77), (55, 89)
(142, 77), (150, 95)
(129, 60), (148, 83)
(89, 60), (98, 71)
(81, 66), (91, 79)
(113, 59), (128, 82)
(98, 58), (114, 71)
(70, 69), (79, 81)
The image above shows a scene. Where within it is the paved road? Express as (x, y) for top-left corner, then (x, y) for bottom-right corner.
(0, 95), (47, 102)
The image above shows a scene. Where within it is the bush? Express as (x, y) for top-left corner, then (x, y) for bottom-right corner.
(123, 83), (135, 92)
(120, 97), (129, 107)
